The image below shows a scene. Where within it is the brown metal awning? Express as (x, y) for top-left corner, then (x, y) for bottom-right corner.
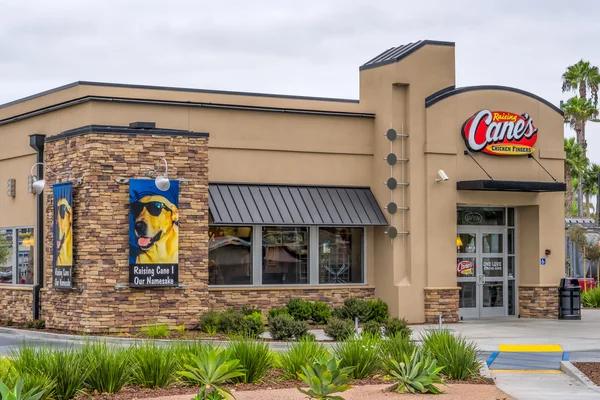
(457, 180), (566, 193)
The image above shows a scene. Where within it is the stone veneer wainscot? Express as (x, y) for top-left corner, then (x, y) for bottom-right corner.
(518, 285), (558, 319)
(424, 287), (460, 323)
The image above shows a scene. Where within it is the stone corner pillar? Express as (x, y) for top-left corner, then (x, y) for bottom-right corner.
(424, 287), (460, 324)
(518, 285), (558, 319)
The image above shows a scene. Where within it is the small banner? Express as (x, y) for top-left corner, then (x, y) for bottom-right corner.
(52, 182), (73, 289)
(129, 179), (179, 287)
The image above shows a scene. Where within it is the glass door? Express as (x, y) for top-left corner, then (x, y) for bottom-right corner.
(457, 229), (478, 318)
(457, 227), (508, 318)
(480, 228), (506, 317)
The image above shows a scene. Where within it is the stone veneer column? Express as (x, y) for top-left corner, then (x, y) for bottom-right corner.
(424, 287), (460, 323)
(518, 285), (558, 319)
(42, 130), (209, 333)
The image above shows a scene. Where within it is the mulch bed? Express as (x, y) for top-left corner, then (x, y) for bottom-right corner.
(75, 368), (492, 399)
(573, 362), (600, 386)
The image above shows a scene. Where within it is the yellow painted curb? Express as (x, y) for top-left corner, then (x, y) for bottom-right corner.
(490, 370), (563, 374)
(498, 344), (562, 352)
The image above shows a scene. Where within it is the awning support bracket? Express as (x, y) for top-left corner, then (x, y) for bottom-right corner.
(464, 150), (493, 180)
(528, 154), (558, 182)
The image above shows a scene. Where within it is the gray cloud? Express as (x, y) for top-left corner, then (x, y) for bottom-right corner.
(1, 0), (600, 159)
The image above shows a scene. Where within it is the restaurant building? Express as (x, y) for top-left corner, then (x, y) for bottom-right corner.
(0, 40), (566, 332)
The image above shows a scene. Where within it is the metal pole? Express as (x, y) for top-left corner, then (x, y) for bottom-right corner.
(584, 244), (587, 291)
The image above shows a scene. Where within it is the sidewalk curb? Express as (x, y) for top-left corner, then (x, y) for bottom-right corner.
(560, 361), (600, 392)
(0, 327), (333, 351)
(479, 361), (494, 380)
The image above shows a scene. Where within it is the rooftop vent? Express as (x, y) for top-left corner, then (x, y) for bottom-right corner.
(129, 121), (156, 129)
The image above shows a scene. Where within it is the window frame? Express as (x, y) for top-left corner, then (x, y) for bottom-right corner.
(208, 224), (367, 288)
(0, 225), (35, 287)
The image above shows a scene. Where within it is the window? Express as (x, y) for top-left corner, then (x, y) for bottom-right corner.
(318, 227), (363, 284)
(208, 226), (252, 285)
(457, 207), (505, 226)
(262, 227), (308, 284)
(207, 225), (366, 287)
(0, 227), (34, 285)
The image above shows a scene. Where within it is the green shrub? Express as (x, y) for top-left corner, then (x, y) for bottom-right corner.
(228, 339), (274, 383)
(11, 345), (89, 400)
(323, 317), (355, 341)
(217, 310), (246, 334)
(361, 320), (381, 338)
(277, 338), (330, 380)
(297, 332), (317, 342)
(177, 346), (244, 400)
(286, 298), (312, 321)
(243, 312), (265, 337)
(384, 348), (445, 394)
(582, 287), (600, 308)
(130, 343), (179, 388)
(367, 299), (388, 323)
(297, 357), (354, 400)
(383, 317), (411, 339)
(85, 342), (131, 394)
(199, 311), (221, 333)
(421, 329), (481, 380)
(268, 314), (308, 340)
(0, 378), (46, 400)
(310, 301), (331, 325)
(24, 320), (45, 330)
(380, 333), (417, 369)
(140, 324), (170, 339)
(333, 298), (371, 322)
(240, 306), (262, 316)
(267, 307), (289, 320)
(334, 334), (381, 379)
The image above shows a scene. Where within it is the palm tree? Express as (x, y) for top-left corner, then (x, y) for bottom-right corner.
(561, 96), (598, 156)
(562, 60), (600, 107)
(564, 138), (588, 217)
(583, 164), (600, 218)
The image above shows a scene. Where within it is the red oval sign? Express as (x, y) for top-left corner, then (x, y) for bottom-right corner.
(462, 110), (538, 156)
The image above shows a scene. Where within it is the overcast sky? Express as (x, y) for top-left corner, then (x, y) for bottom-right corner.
(1, 0), (600, 161)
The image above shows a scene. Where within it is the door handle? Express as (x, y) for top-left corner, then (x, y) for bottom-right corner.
(477, 274), (485, 285)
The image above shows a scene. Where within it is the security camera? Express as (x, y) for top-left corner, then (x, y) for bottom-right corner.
(435, 169), (449, 183)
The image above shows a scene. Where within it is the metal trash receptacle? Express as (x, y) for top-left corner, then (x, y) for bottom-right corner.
(558, 278), (581, 320)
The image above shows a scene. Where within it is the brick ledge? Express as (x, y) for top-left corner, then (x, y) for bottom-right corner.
(209, 285), (374, 292)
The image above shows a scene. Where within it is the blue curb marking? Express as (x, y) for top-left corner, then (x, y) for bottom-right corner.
(486, 351), (499, 366)
(562, 352), (570, 361)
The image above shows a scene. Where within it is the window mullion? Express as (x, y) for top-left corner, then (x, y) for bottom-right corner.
(253, 225), (262, 286)
(310, 227), (319, 285)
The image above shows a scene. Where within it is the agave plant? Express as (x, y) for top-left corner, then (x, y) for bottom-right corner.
(296, 357), (354, 400)
(0, 379), (45, 400)
(384, 348), (446, 394)
(177, 347), (245, 400)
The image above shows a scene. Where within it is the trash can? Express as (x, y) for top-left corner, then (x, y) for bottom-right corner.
(558, 278), (581, 320)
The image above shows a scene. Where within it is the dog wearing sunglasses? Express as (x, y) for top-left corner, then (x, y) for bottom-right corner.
(55, 198), (73, 266)
(132, 195), (179, 264)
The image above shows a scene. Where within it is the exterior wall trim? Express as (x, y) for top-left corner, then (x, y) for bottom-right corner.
(45, 124), (209, 143)
(425, 85), (564, 116)
(0, 97), (374, 128)
(360, 40), (455, 71)
(0, 81), (360, 110)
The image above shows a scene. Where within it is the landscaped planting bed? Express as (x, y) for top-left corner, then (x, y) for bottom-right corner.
(0, 328), (491, 400)
(573, 362), (600, 386)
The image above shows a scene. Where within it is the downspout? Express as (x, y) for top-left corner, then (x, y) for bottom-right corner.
(29, 134), (46, 321)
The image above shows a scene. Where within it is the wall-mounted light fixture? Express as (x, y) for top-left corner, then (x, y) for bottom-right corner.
(7, 179), (15, 197)
(154, 158), (170, 191)
(29, 163), (73, 194)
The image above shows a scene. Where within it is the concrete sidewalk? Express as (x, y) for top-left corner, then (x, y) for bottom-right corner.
(494, 371), (600, 400)
(409, 309), (600, 352)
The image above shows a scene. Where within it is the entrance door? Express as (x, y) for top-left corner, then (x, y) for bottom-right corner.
(457, 227), (507, 318)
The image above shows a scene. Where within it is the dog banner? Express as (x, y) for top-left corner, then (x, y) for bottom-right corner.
(129, 179), (179, 287)
(52, 182), (73, 288)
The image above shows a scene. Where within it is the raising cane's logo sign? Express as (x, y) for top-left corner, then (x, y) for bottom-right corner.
(462, 110), (538, 156)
